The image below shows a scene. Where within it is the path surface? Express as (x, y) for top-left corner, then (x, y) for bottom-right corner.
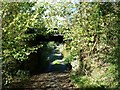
(47, 43), (67, 72)
(10, 43), (76, 89)
(20, 72), (76, 89)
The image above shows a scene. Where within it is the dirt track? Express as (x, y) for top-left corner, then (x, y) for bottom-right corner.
(10, 72), (76, 90)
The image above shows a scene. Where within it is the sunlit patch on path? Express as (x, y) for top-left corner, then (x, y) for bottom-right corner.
(47, 43), (67, 72)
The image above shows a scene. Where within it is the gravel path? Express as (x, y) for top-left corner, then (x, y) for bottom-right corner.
(10, 72), (76, 90)
(24, 72), (76, 89)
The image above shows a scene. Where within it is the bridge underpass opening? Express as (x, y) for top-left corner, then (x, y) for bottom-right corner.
(22, 34), (72, 74)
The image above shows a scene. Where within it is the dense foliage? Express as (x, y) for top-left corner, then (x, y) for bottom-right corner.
(2, 1), (120, 89)
(2, 2), (53, 87)
(61, 2), (120, 88)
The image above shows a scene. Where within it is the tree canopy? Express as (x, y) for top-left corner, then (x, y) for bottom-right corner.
(2, 1), (120, 89)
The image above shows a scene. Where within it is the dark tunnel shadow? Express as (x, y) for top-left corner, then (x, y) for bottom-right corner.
(48, 64), (67, 72)
(47, 63), (72, 72)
